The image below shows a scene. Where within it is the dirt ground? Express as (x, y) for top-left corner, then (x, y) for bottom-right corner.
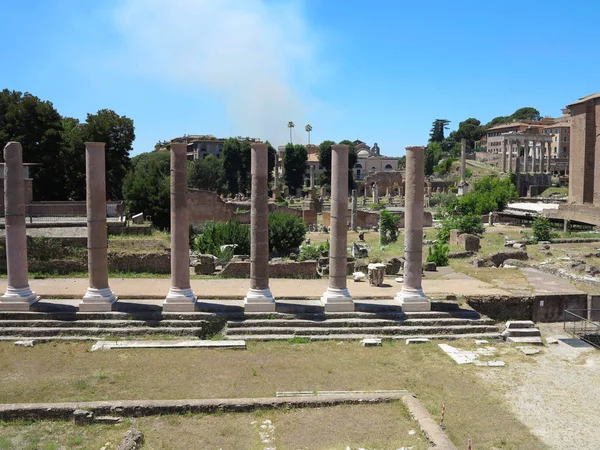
(477, 323), (600, 450)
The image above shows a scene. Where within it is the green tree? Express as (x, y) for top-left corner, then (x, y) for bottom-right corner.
(318, 140), (357, 188)
(429, 119), (450, 143)
(448, 174), (517, 216)
(238, 139), (252, 194)
(222, 138), (241, 195)
(397, 155), (406, 169)
(282, 143), (307, 193)
(268, 212), (306, 254)
(531, 216), (555, 242)
(454, 118), (486, 150)
(266, 141), (276, 185)
(511, 107), (541, 121)
(82, 109), (134, 200)
(287, 121), (295, 144)
(0, 89), (68, 200)
(424, 142), (443, 176)
(122, 151), (170, 229)
(188, 155), (225, 193)
(60, 116), (86, 200)
(379, 210), (398, 245)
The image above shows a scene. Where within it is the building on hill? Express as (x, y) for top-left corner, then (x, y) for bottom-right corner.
(354, 142), (399, 181)
(542, 93), (600, 227)
(163, 135), (262, 161)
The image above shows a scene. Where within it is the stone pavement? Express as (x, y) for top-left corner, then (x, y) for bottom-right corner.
(520, 267), (584, 294)
(0, 274), (511, 300)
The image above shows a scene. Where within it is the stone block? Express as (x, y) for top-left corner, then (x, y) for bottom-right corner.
(351, 242), (369, 258)
(461, 234), (480, 252)
(385, 257), (403, 275)
(472, 258), (485, 268)
(117, 429), (144, 450)
(367, 263), (386, 286)
(488, 251), (528, 268)
(360, 338), (382, 347)
(406, 338), (429, 344)
(422, 262), (436, 271)
(449, 229), (461, 246)
(132, 212), (144, 224)
(73, 409), (94, 425)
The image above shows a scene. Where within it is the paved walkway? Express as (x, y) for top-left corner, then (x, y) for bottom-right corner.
(0, 275), (511, 300)
(520, 267), (584, 294)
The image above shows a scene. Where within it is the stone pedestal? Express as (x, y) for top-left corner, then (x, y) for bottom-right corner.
(245, 143), (276, 312)
(367, 263), (386, 286)
(79, 142), (117, 312)
(321, 145), (353, 312)
(0, 143), (39, 311)
(164, 143), (197, 312)
(395, 146), (430, 312)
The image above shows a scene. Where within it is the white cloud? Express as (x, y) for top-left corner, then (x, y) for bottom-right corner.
(113, 0), (320, 144)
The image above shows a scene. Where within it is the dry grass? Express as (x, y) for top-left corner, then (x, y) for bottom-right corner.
(0, 404), (428, 450)
(0, 341), (545, 449)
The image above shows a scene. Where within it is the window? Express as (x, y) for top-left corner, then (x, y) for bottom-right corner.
(385, 164), (393, 170)
(564, 136), (567, 142)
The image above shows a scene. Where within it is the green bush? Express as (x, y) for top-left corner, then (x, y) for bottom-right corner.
(427, 241), (449, 266)
(429, 192), (457, 208)
(379, 210), (398, 245)
(192, 220), (250, 262)
(531, 216), (555, 242)
(437, 214), (484, 244)
(268, 212), (306, 255)
(297, 240), (329, 262)
(447, 174), (517, 216)
(433, 157), (458, 175)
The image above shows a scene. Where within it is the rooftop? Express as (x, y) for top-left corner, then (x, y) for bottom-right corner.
(567, 92), (600, 107)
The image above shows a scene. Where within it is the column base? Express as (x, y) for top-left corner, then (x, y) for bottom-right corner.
(321, 287), (354, 312)
(163, 287), (197, 312)
(0, 286), (40, 311)
(244, 288), (276, 312)
(395, 287), (430, 312)
(80, 287), (118, 312)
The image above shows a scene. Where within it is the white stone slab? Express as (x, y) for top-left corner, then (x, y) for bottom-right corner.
(91, 340), (246, 351)
(406, 338), (430, 345)
(475, 339), (490, 345)
(14, 340), (35, 347)
(360, 338), (382, 347)
(275, 389), (408, 397)
(516, 346), (542, 355)
(438, 343), (477, 364)
(487, 361), (506, 367)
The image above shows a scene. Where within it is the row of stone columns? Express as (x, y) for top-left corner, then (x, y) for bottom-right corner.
(501, 138), (552, 174)
(1, 141), (430, 314)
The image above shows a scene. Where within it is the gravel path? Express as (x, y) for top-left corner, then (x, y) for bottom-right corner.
(479, 324), (600, 450)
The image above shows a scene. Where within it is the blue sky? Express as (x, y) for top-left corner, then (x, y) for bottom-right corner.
(1, 0), (599, 157)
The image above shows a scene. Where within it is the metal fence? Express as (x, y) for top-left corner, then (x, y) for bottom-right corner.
(564, 309), (600, 349)
(0, 202), (125, 224)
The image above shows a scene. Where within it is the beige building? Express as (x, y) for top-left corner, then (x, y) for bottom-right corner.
(542, 121), (570, 158)
(353, 141), (399, 181)
(486, 121), (553, 154)
(166, 135), (261, 161)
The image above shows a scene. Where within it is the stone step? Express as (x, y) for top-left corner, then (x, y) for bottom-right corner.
(506, 336), (544, 346)
(225, 325), (499, 336)
(505, 320), (536, 329)
(0, 327), (205, 338)
(0, 311), (218, 321)
(226, 332), (503, 342)
(226, 318), (496, 328)
(0, 320), (209, 328)
(503, 328), (542, 337)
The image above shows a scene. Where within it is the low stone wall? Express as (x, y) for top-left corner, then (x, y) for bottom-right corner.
(220, 260), (318, 278)
(302, 209), (318, 225)
(322, 210), (432, 229)
(108, 252), (171, 274)
(465, 293), (590, 322)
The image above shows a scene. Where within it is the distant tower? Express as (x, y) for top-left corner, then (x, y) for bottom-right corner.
(372, 143), (380, 155)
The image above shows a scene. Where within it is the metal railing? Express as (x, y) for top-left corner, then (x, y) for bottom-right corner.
(0, 202), (125, 224)
(564, 309), (600, 349)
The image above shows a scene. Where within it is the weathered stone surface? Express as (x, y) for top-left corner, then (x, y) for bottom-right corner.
(461, 234), (480, 252)
(360, 338), (382, 347)
(367, 263), (386, 286)
(14, 339), (35, 347)
(385, 257), (403, 275)
(472, 258), (485, 268)
(117, 429), (144, 450)
(193, 254), (217, 275)
(221, 260), (318, 279)
(131, 213), (144, 224)
(488, 251), (528, 268)
(501, 258), (530, 268)
(73, 409), (93, 425)
(351, 242), (369, 258)
(422, 262), (436, 272)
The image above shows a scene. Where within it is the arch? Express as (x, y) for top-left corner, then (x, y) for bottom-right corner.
(384, 164), (393, 170)
(354, 163), (363, 168)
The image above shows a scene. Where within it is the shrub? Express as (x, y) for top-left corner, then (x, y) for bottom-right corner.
(531, 216), (555, 242)
(192, 220), (250, 262)
(297, 241), (329, 262)
(268, 212), (306, 255)
(379, 210), (398, 245)
(437, 214), (484, 244)
(429, 192), (457, 208)
(427, 241), (449, 266)
(447, 174), (517, 216)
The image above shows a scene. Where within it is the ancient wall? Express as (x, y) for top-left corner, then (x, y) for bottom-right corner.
(188, 189), (302, 226)
(361, 171), (404, 197)
(322, 210), (432, 229)
(220, 260), (318, 278)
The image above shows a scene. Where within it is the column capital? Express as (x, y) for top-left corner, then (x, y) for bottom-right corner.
(405, 146), (426, 152)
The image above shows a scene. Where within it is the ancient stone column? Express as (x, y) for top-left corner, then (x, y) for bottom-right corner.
(0, 142), (38, 311)
(508, 140), (513, 172)
(501, 139), (507, 172)
(80, 142), (117, 311)
(164, 143), (196, 311)
(523, 140), (529, 173)
(395, 146), (430, 312)
(245, 143), (275, 312)
(350, 189), (358, 232)
(309, 165), (315, 189)
(545, 141), (551, 173)
(458, 139), (469, 197)
(321, 144), (353, 312)
(373, 182), (379, 204)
